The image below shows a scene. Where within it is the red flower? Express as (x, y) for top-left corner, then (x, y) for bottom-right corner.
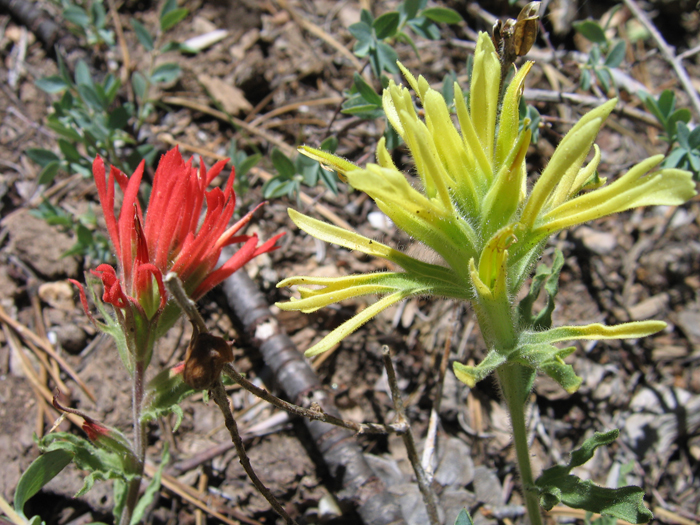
(76, 147), (282, 333)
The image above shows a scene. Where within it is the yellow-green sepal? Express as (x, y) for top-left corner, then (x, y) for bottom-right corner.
(453, 350), (507, 388)
(302, 290), (413, 357)
(522, 320), (667, 345)
(286, 208), (466, 286)
(509, 343), (582, 393)
(298, 146), (359, 181)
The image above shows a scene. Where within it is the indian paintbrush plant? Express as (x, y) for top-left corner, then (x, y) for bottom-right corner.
(276, 24), (697, 525)
(12, 147), (283, 525)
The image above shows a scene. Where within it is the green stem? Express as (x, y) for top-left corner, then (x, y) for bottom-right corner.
(120, 359), (147, 525)
(497, 363), (543, 525)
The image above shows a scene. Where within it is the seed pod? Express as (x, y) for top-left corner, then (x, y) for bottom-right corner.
(492, 2), (541, 65)
(183, 328), (234, 390)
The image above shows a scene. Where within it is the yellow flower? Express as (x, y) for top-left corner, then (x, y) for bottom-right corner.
(280, 32), (696, 386)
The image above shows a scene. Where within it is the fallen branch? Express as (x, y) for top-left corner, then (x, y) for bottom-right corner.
(220, 261), (405, 525)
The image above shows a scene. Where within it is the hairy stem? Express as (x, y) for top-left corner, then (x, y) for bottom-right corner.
(121, 359), (146, 525)
(497, 363), (542, 525)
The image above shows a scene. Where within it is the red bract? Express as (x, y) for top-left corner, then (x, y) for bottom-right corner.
(91, 146), (283, 317)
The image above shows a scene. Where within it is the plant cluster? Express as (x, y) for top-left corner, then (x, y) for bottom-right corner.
(5, 2), (698, 525)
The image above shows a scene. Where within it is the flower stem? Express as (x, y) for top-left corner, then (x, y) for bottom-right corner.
(497, 363), (543, 525)
(121, 359), (147, 525)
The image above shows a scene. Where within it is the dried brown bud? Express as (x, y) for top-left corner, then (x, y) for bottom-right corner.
(492, 2), (540, 65)
(183, 328), (234, 390)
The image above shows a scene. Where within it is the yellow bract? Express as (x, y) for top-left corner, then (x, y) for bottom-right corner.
(280, 30), (696, 369)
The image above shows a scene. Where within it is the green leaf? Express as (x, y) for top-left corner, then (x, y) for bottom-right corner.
(604, 40), (626, 68)
(38, 161), (62, 185)
(688, 123), (700, 148)
(657, 89), (675, 118)
(151, 63), (181, 84)
(141, 367), (199, 431)
(91, 2), (106, 28)
(407, 16), (440, 40)
(667, 109), (692, 141)
(535, 430), (653, 524)
(263, 177), (297, 199)
(63, 5), (90, 28)
(510, 343), (582, 393)
(296, 153), (321, 186)
(39, 432), (139, 496)
(160, 8), (188, 32)
(396, 30), (419, 58)
(676, 121), (690, 150)
(35, 75), (69, 94)
(360, 8), (374, 26)
(319, 167), (339, 195)
(453, 350), (507, 387)
(130, 444), (169, 525)
(371, 41), (399, 75)
(518, 249), (564, 329)
(400, 0), (422, 23)
(74, 60), (92, 87)
(353, 72), (383, 106)
(580, 69), (592, 91)
(320, 136), (338, 153)
(594, 67), (612, 93)
(271, 148), (296, 179)
(373, 12), (400, 40)
(131, 71), (148, 101)
(26, 148), (60, 168)
(349, 22), (373, 57)
(107, 106), (130, 130)
(131, 18), (154, 51)
(58, 139), (82, 163)
(14, 450), (73, 518)
(663, 147), (688, 169)
(160, 0), (178, 18)
(235, 153), (261, 178)
(421, 7), (463, 24)
(454, 509), (474, 525)
(573, 20), (607, 44)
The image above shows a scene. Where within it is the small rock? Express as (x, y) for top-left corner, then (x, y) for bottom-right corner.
(49, 324), (87, 354)
(628, 293), (669, 321)
(575, 226), (617, 255)
(3, 210), (78, 279)
(473, 466), (503, 506)
(440, 489), (477, 525)
(434, 437), (474, 488)
(365, 454), (405, 488)
(676, 308), (700, 345)
(38, 281), (75, 311)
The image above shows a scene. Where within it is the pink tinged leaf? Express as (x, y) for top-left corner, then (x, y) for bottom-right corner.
(191, 235), (260, 299)
(92, 157), (121, 259)
(138, 263), (167, 310)
(82, 418), (110, 442)
(92, 264), (129, 308)
(215, 202), (266, 249)
(153, 178), (188, 270)
(205, 158), (229, 187)
(117, 161), (145, 285)
(253, 232), (285, 256)
(68, 279), (98, 325)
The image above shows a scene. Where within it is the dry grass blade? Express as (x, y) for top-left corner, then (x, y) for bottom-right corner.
(0, 303), (96, 402)
(161, 96), (296, 156)
(144, 462), (263, 525)
(3, 325), (82, 428)
(274, 0), (363, 71)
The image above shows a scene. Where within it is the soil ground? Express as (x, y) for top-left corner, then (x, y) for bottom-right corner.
(1, 1), (699, 524)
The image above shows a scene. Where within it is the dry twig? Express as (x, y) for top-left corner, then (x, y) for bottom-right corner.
(382, 346), (440, 525)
